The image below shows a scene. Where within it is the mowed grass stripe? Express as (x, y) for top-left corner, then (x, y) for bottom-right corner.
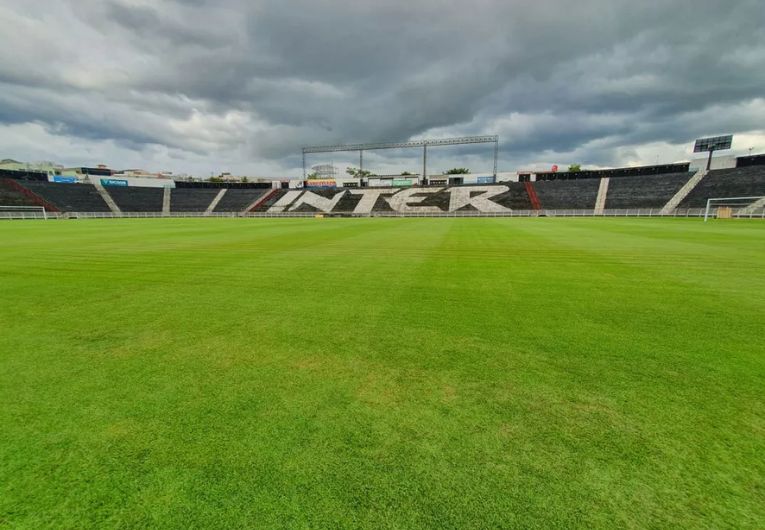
(0, 218), (763, 528)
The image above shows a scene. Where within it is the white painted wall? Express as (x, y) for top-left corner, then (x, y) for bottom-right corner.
(494, 172), (520, 182)
(334, 177), (361, 187)
(367, 178), (394, 187)
(689, 154), (737, 172)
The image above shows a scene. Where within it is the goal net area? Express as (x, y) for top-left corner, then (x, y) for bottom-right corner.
(0, 205), (48, 220)
(704, 196), (765, 221)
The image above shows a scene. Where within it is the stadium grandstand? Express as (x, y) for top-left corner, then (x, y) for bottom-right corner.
(2, 143), (765, 219)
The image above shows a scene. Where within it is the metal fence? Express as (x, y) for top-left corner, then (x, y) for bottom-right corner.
(2, 208), (764, 220)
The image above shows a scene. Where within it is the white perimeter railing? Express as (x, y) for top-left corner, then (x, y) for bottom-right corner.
(0, 206), (47, 220)
(2, 208), (765, 220)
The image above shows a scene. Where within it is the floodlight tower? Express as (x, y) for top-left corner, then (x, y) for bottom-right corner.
(302, 135), (500, 184)
(694, 135), (733, 171)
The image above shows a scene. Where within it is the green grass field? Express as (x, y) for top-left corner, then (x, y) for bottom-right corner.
(1, 218), (763, 528)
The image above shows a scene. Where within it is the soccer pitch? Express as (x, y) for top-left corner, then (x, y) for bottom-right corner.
(1, 218), (763, 528)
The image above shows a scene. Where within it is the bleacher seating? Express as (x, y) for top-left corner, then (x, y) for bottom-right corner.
(170, 188), (220, 212)
(108, 186), (164, 212)
(390, 188), (449, 212)
(534, 162), (690, 181)
(0, 169), (48, 181)
(606, 173), (691, 209)
(256, 189), (289, 211)
(19, 181), (111, 212)
(481, 182), (534, 210)
(255, 184), (535, 212)
(679, 167), (765, 208)
(8, 169), (762, 214)
(736, 154), (765, 168)
(508, 182), (536, 209)
(534, 178), (600, 209)
(214, 189), (270, 212)
(0, 180), (40, 207)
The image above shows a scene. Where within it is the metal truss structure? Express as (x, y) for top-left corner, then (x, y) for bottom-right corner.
(302, 135), (499, 179)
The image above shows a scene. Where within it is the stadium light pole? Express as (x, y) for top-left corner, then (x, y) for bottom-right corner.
(493, 137), (499, 177)
(423, 144), (427, 183)
(693, 135), (733, 172)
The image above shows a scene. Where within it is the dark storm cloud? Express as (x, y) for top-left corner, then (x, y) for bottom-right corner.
(0, 0), (763, 174)
(102, 2), (227, 48)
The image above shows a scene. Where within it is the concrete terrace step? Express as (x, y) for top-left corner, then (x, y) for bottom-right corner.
(206, 189), (228, 215)
(246, 188), (280, 213)
(594, 177), (610, 214)
(661, 169), (706, 214)
(738, 196), (765, 215)
(92, 180), (122, 214)
(163, 187), (171, 215)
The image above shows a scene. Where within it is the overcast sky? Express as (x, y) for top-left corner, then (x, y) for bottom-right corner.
(1, 0), (764, 177)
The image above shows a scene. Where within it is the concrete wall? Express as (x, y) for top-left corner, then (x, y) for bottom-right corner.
(494, 172), (521, 182)
(689, 155), (737, 172)
(367, 177), (417, 187)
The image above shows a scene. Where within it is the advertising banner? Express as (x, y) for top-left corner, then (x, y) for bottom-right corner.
(101, 178), (129, 187)
(305, 179), (336, 188)
(52, 176), (77, 184)
(392, 179), (413, 187)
